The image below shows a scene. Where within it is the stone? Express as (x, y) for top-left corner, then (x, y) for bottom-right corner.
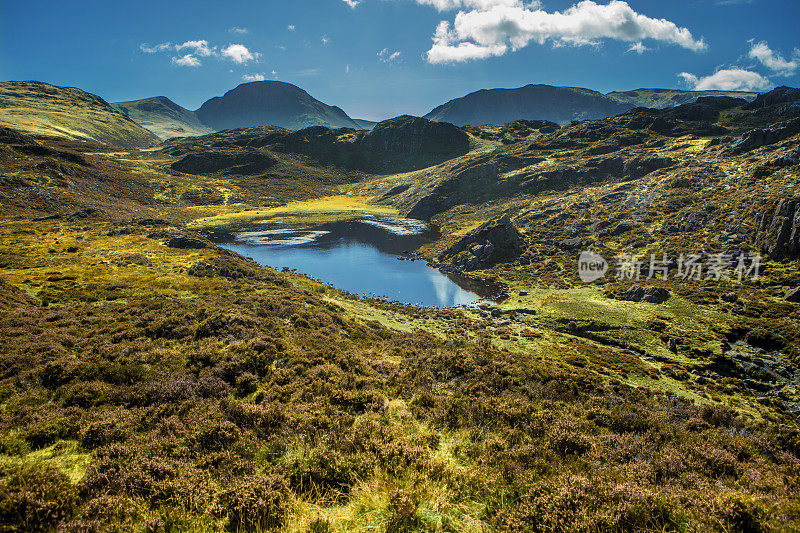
(559, 237), (583, 251)
(785, 287), (800, 302)
(619, 285), (671, 304)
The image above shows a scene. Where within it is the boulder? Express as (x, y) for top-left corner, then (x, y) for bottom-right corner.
(618, 285), (671, 304)
(785, 287), (800, 302)
(440, 215), (525, 272)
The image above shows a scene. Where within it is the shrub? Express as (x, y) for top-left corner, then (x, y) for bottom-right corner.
(0, 462), (78, 532)
(219, 472), (288, 531)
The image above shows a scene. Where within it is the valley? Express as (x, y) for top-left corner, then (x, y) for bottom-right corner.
(1, 80), (800, 532)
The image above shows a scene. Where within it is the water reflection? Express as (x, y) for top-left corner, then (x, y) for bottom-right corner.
(217, 217), (494, 307)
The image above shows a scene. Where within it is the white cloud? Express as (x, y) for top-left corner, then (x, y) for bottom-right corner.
(139, 39), (262, 67)
(678, 68), (771, 91)
(242, 73), (266, 81)
(424, 0), (707, 64)
(342, 0), (360, 7)
(417, 0), (531, 10)
(287, 24), (296, 31)
(176, 40), (215, 57)
(171, 54), (202, 67)
(221, 44), (259, 63)
(378, 48), (402, 63)
(321, 35), (330, 46)
(228, 27), (249, 34)
(626, 42), (649, 54)
(140, 42), (173, 53)
(748, 41), (798, 77)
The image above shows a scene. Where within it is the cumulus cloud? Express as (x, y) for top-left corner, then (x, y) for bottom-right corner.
(678, 68), (771, 91)
(287, 24), (296, 31)
(342, 0), (360, 7)
(748, 41), (798, 77)
(378, 48), (402, 63)
(228, 27), (249, 34)
(171, 54), (202, 67)
(139, 39), (260, 67)
(176, 40), (215, 57)
(423, 0), (707, 64)
(242, 73), (266, 81)
(220, 44), (259, 63)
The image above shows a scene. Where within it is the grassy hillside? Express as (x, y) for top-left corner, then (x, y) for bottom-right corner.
(112, 96), (213, 140)
(0, 81), (161, 147)
(1, 86), (800, 531)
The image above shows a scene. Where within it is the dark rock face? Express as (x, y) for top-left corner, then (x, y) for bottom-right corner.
(618, 286), (671, 304)
(439, 215), (525, 271)
(171, 150), (278, 175)
(756, 198), (800, 260)
(744, 86), (800, 110)
(195, 81), (360, 131)
(358, 116), (470, 173)
(728, 117), (800, 154)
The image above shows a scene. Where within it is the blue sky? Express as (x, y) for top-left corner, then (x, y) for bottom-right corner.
(1, 0), (798, 120)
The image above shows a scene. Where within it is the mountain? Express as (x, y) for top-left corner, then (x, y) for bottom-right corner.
(0, 81), (160, 147)
(607, 88), (759, 109)
(424, 84), (759, 126)
(195, 81), (361, 131)
(112, 96), (213, 140)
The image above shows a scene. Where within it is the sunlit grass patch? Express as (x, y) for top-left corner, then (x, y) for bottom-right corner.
(0, 439), (90, 484)
(188, 195), (399, 228)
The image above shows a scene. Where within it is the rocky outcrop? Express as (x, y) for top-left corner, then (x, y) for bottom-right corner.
(756, 198), (800, 260)
(728, 117), (800, 154)
(171, 149), (278, 175)
(744, 86), (800, 110)
(439, 215), (525, 271)
(618, 286), (671, 304)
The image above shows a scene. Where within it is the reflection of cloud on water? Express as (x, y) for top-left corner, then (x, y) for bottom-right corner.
(234, 229), (330, 246)
(360, 216), (428, 236)
(427, 270), (480, 307)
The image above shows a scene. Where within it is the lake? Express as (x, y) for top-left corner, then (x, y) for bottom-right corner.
(216, 216), (495, 307)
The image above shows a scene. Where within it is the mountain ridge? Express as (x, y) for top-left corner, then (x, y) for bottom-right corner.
(112, 96), (213, 140)
(424, 83), (759, 127)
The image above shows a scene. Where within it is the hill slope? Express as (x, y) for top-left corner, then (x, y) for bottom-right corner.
(607, 88), (759, 109)
(164, 115), (471, 175)
(424, 84), (758, 126)
(112, 96), (213, 140)
(0, 81), (160, 147)
(195, 81), (361, 131)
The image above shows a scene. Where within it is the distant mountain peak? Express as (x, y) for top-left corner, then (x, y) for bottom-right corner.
(195, 81), (360, 131)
